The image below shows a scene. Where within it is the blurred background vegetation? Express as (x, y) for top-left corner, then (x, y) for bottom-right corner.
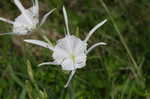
(0, 0), (149, 99)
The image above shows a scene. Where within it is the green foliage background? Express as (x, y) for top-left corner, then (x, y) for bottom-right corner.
(0, 0), (149, 99)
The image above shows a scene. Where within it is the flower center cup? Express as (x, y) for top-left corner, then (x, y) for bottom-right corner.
(70, 53), (76, 63)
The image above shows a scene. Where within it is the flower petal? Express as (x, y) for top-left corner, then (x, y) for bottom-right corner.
(87, 42), (107, 54)
(75, 54), (86, 68)
(55, 35), (87, 54)
(84, 19), (107, 42)
(63, 6), (70, 36)
(40, 8), (56, 26)
(62, 58), (75, 71)
(34, 0), (39, 13)
(55, 36), (72, 53)
(0, 32), (19, 35)
(31, 0), (35, 6)
(24, 39), (54, 50)
(74, 39), (87, 55)
(0, 17), (14, 24)
(38, 61), (59, 67)
(13, 23), (30, 35)
(52, 47), (69, 64)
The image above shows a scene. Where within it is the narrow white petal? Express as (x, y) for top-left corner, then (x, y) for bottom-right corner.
(31, 0), (35, 6)
(24, 39), (54, 50)
(64, 70), (76, 88)
(14, 0), (32, 24)
(34, 0), (39, 15)
(38, 61), (58, 67)
(35, 0), (39, 10)
(84, 19), (107, 42)
(0, 17), (14, 24)
(0, 32), (17, 36)
(31, 0), (39, 16)
(40, 8), (56, 26)
(63, 6), (70, 36)
(87, 42), (107, 54)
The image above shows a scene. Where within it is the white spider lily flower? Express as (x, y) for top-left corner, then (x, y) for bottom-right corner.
(0, 0), (56, 35)
(24, 6), (107, 88)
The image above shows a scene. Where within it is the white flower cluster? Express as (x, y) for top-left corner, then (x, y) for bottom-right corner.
(0, 0), (55, 35)
(0, 0), (107, 88)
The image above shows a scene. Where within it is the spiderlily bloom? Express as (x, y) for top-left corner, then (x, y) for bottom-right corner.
(24, 6), (107, 88)
(0, 0), (55, 35)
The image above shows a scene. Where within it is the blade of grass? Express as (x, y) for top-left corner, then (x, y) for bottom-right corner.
(99, 0), (144, 87)
(120, 78), (130, 99)
(19, 89), (27, 99)
(8, 65), (25, 88)
(26, 60), (48, 99)
(27, 60), (40, 91)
